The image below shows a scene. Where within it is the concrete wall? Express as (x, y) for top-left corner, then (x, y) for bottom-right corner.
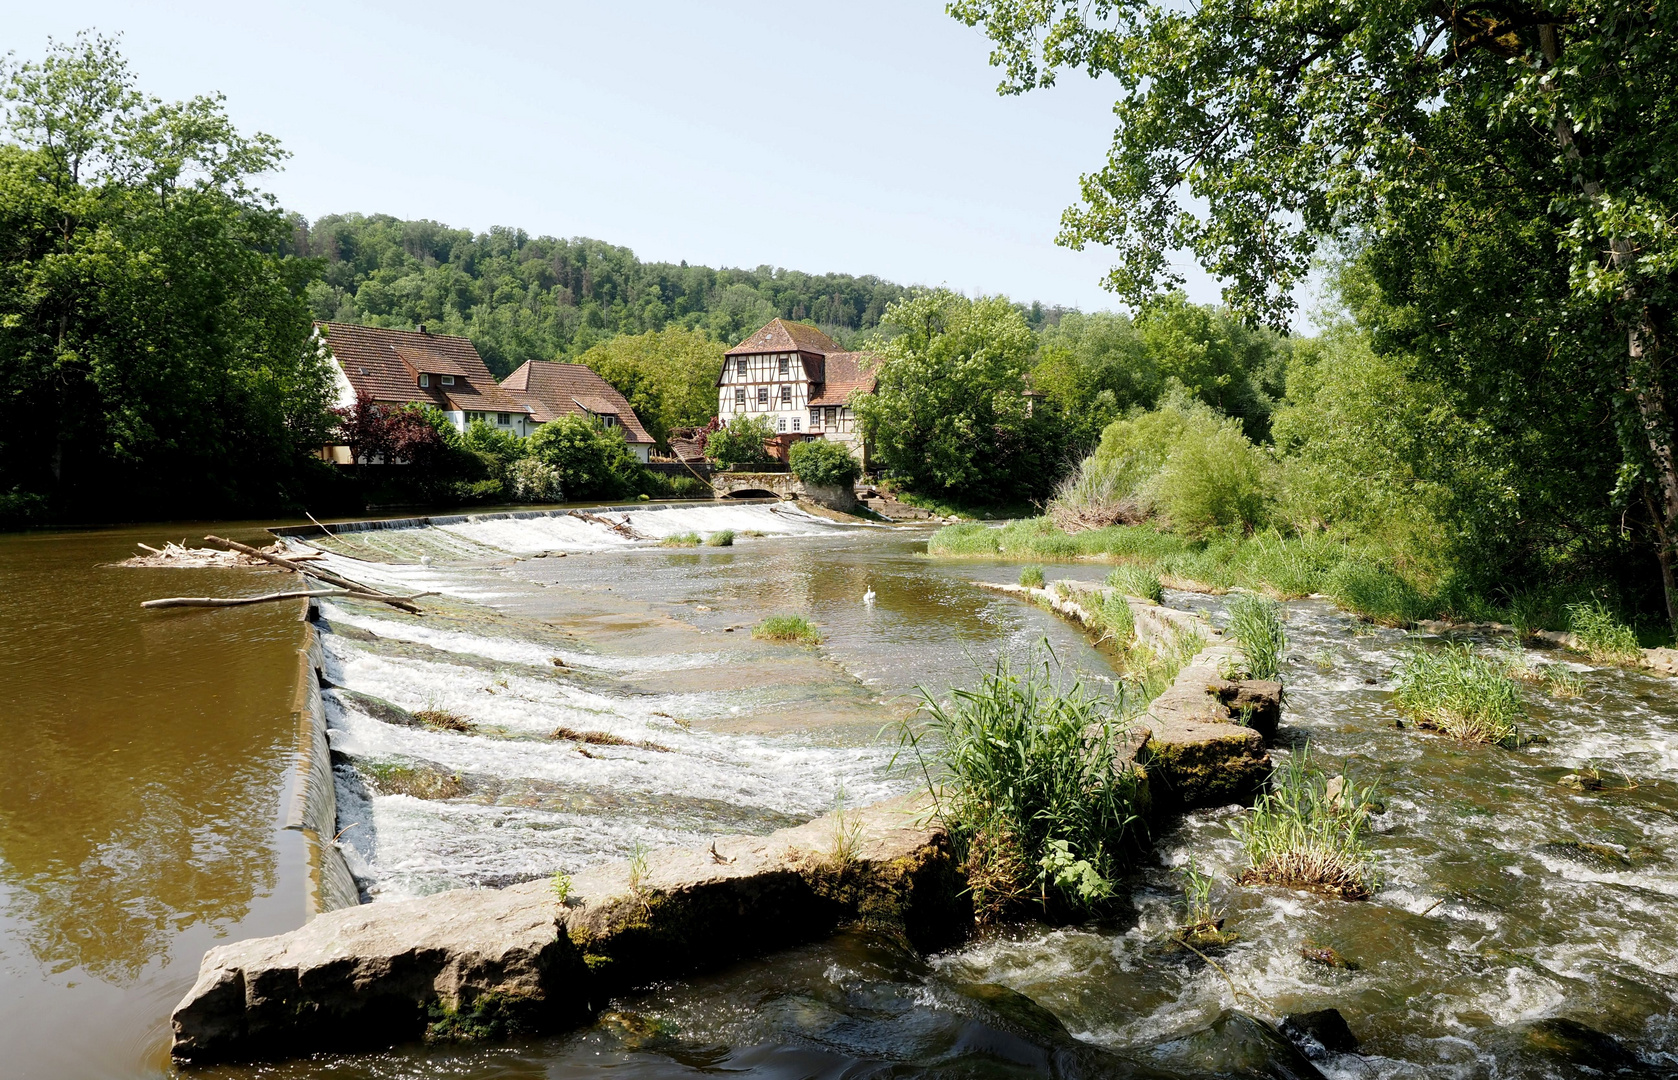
(284, 599), (360, 916)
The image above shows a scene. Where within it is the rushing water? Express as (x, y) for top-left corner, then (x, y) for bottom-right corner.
(6, 506), (1678, 1078)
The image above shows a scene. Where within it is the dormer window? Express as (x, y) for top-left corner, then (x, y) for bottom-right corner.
(778, 356), (790, 376)
(418, 373), (430, 388)
(440, 375), (455, 386)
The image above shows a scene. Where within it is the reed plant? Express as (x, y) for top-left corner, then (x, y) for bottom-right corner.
(1019, 564), (1046, 588)
(705, 529), (736, 547)
(753, 614), (821, 644)
(1227, 594), (1287, 680)
(1107, 563), (1164, 603)
(1235, 748), (1378, 900)
(1093, 590), (1136, 645)
(1392, 644), (1527, 746)
(1544, 667), (1585, 699)
(1566, 600), (1642, 664)
(897, 651), (1146, 921)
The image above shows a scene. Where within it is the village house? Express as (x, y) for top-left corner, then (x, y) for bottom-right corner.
(500, 360), (656, 462)
(317, 322), (534, 447)
(717, 319), (876, 460)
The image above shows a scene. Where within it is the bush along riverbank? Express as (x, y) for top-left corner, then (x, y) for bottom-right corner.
(929, 519), (1676, 672)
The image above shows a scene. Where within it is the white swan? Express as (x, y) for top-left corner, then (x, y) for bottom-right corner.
(863, 587), (877, 605)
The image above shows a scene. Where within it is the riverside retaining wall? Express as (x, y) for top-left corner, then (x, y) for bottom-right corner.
(287, 598), (359, 915)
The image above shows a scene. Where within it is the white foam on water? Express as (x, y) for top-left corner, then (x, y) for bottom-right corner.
(319, 602), (718, 674)
(439, 502), (846, 555)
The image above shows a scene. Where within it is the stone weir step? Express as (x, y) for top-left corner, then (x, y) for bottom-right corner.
(171, 795), (966, 1065)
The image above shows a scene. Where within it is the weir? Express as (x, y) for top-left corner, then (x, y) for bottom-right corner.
(171, 528), (1282, 1063)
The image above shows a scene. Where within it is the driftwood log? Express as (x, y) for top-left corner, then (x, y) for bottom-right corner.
(569, 511), (647, 539)
(202, 535), (423, 613)
(142, 588), (435, 610)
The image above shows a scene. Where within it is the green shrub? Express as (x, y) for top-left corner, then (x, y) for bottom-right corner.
(1234, 747), (1378, 900)
(706, 415), (776, 468)
(788, 438), (862, 489)
(1392, 644), (1526, 746)
(1227, 594), (1287, 680)
(897, 652), (1146, 920)
(753, 615), (821, 644)
(1146, 417), (1272, 538)
(1019, 564), (1046, 588)
(528, 415), (644, 500)
(1106, 563), (1164, 603)
(705, 529), (735, 547)
(507, 457), (561, 502)
(660, 531), (701, 547)
(1565, 600), (1642, 663)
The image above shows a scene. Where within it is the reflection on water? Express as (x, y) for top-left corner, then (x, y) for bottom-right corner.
(0, 523), (309, 1078)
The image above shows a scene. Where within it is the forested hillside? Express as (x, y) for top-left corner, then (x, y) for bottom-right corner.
(296, 214), (928, 377)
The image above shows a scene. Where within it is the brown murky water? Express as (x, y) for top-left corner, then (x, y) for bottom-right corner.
(0, 523), (308, 1079)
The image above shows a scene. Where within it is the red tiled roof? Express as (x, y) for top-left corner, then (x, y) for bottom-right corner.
(724, 318), (841, 357)
(807, 352), (877, 407)
(319, 322), (526, 416)
(500, 360), (654, 444)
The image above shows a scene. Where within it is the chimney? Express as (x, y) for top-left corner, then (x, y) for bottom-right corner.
(418, 323), (428, 335)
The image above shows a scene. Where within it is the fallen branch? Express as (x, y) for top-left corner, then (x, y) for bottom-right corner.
(569, 511), (648, 539)
(143, 588), (436, 610)
(203, 535), (424, 612)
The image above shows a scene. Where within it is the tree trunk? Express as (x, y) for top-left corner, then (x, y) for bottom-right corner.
(1541, 23), (1678, 627)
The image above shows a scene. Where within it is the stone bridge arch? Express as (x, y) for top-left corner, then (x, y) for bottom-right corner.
(712, 472), (801, 500)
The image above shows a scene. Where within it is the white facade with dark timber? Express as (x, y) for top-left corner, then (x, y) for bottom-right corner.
(716, 319), (876, 458)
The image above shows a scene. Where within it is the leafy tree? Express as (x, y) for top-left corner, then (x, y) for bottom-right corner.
(705, 415), (775, 468)
(951, 0), (1678, 622)
(0, 32), (335, 522)
(526, 415), (641, 500)
(577, 327), (723, 447)
(856, 290), (1059, 502)
(297, 213), (913, 376)
(789, 439), (862, 490)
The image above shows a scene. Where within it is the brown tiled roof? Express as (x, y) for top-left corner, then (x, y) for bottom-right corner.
(724, 318), (841, 357)
(500, 360), (654, 444)
(319, 322), (526, 416)
(807, 352), (877, 407)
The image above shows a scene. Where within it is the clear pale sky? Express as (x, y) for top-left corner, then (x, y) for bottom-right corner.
(6, 1), (1227, 313)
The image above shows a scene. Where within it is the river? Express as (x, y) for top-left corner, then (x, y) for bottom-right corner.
(4, 504), (1677, 1078)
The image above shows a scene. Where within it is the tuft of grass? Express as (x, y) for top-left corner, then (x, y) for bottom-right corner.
(1392, 644), (1527, 747)
(550, 870), (574, 904)
(1234, 749), (1378, 900)
(827, 785), (863, 869)
(627, 843), (650, 898)
(1566, 600), (1642, 664)
(660, 532), (702, 548)
(1226, 594), (1287, 680)
(1544, 667), (1585, 699)
(753, 614), (821, 644)
(1106, 563), (1164, 603)
(365, 763), (465, 800)
(705, 529), (735, 547)
(1093, 590), (1136, 646)
(1019, 564), (1046, 588)
(895, 650), (1146, 922)
(413, 708), (474, 733)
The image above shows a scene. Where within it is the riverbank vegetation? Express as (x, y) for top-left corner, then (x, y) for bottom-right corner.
(898, 654), (1146, 921)
(1235, 749), (1378, 900)
(1227, 596), (1287, 682)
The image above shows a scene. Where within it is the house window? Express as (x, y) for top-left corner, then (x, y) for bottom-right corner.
(497, 413), (510, 425)
(440, 374), (455, 386)
(810, 409), (821, 428)
(827, 407), (838, 428)
(735, 388), (746, 405)
(778, 356), (789, 376)
(757, 387), (769, 405)
(780, 385), (792, 404)
(737, 358), (748, 376)
(601, 415), (618, 428)
(777, 418), (786, 432)
(792, 418), (800, 432)
(418, 373), (430, 388)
